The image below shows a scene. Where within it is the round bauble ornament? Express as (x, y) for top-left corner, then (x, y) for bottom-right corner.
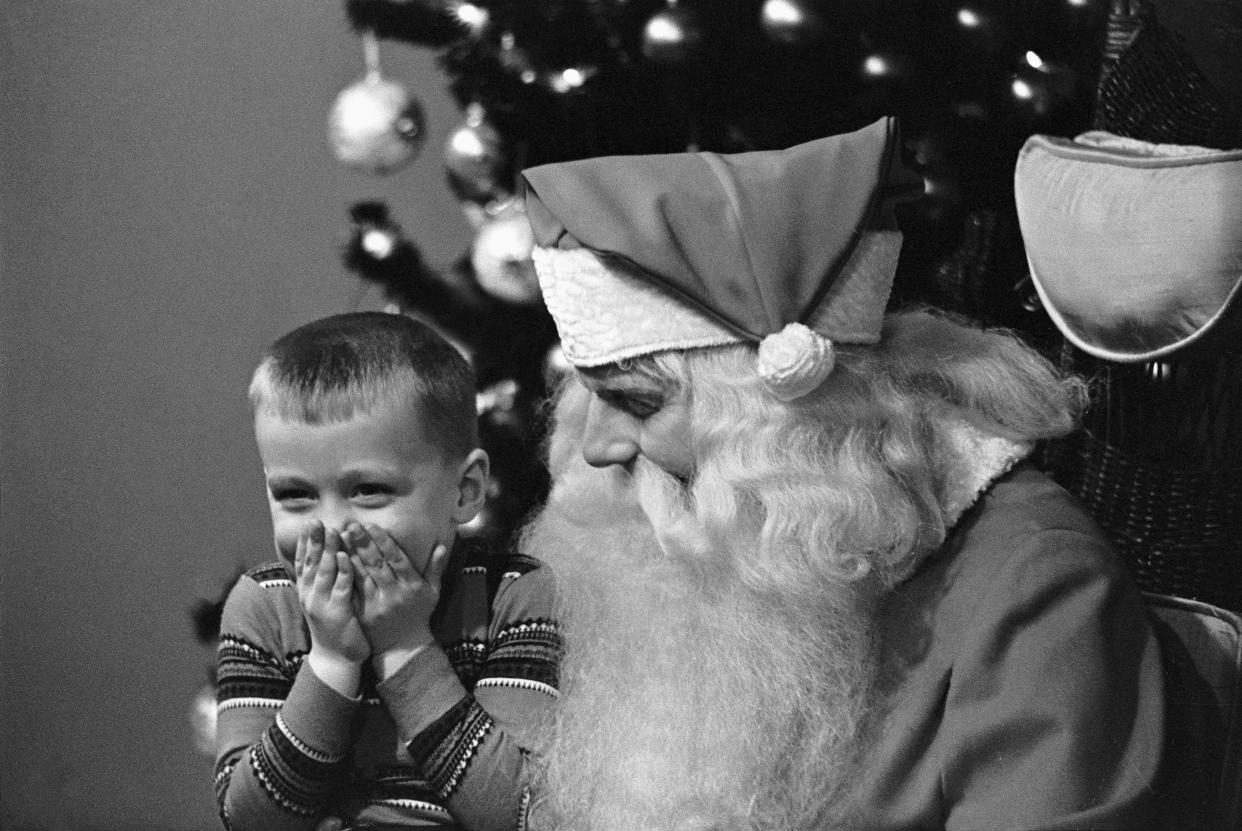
(1010, 54), (1077, 120)
(498, 32), (538, 84)
(1010, 72), (1053, 118)
(451, 1), (490, 37)
(360, 226), (398, 260)
(547, 66), (596, 94)
(190, 683), (217, 755)
(760, 0), (827, 45)
(327, 74), (427, 175)
(641, 4), (705, 64)
(444, 103), (507, 198)
(470, 199), (541, 304)
(860, 51), (914, 83)
(955, 6), (1010, 54)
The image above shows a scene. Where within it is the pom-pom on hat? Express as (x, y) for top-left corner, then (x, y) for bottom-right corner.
(521, 117), (906, 400)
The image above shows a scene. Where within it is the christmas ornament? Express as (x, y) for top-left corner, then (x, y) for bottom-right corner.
(861, 51), (907, 80)
(343, 201), (446, 310)
(444, 103), (507, 200)
(547, 66), (597, 94)
(449, 170), (513, 230)
(1010, 72), (1052, 117)
(470, 198), (542, 304)
(327, 32), (427, 175)
(347, 202), (405, 262)
(1013, 51), (1073, 116)
(544, 344), (572, 379)
(760, 0), (827, 45)
(1009, 54), (1076, 120)
(361, 226), (398, 259)
(641, 2), (705, 64)
(451, 1), (490, 37)
(477, 378), (520, 416)
(954, 5), (1007, 53)
(190, 683), (217, 755)
(498, 32), (538, 84)
(955, 6), (985, 29)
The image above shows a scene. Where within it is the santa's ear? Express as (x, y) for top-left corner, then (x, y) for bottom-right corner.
(452, 449), (490, 525)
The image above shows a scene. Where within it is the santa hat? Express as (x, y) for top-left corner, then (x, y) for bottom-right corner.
(521, 117), (906, 401)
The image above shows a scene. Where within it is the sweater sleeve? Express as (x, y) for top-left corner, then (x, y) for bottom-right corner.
(939, 526), (1165, 831)
(214, 570), (362, 831)
(376, 558), (561, 831)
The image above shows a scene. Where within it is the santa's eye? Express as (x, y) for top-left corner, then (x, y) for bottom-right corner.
(598, 390), (662, 419)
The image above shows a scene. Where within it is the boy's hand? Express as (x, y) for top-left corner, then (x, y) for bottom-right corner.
(345, 524), (451, 678)
(295, 520), (370, 677)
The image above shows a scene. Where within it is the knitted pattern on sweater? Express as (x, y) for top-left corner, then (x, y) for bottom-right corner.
(214, 539), (560, 830)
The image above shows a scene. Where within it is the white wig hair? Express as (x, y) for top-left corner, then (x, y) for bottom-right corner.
(602, 306), (1088, 591)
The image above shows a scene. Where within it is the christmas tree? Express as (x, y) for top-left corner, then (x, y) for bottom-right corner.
(190, 3), (1242, 746)
(314, 0), (1242, 615)
(327, 0), (1109, 545)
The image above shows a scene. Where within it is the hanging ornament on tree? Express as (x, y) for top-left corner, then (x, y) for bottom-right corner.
(444, 102), (508, 201)
(546, 65), (598, 95)
(327, 32), (427, 175)
(1009, 51), (1077, 120)
(760, 0), (828, 46)
(470, 197), (542, 305)
(953, 5), (1007, 53)
(451, 1), (490, 38)
(348, 201), (404, 262)
(860, 50), (914, 84)
(641, 1), (705, 65)
(498, 31), (538, 85)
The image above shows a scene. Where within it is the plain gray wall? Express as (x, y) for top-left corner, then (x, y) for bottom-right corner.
(0, 2), (471, 827)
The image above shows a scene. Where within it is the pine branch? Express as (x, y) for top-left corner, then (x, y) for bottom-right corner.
(345, 0), (467, 47)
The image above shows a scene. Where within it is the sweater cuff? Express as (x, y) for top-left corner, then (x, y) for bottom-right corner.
(376, 644), (469, 742)
(280, 659), (362, 756)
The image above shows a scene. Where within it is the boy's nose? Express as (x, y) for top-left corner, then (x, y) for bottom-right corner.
(312, 498), (354, 532)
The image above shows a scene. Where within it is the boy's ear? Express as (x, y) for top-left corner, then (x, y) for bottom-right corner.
(452, 449), (490, 524)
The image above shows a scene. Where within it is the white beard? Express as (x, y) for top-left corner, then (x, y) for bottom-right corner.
(522, 455), (880, 831)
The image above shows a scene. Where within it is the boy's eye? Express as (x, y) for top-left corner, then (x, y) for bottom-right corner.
(272, 488), (314, 506)
(352, 483), (394, 503)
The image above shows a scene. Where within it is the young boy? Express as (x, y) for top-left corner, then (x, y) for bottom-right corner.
(214, 311), (559, 830)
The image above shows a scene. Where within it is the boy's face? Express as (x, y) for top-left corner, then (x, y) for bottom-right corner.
(254, 401), (478, 569)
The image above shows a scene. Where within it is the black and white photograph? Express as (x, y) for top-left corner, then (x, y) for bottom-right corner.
(2, 1), (1240, 829)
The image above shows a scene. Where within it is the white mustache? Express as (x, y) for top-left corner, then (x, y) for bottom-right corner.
(630, 458), (708, 557)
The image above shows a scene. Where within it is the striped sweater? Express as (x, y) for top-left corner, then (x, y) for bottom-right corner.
(214, 539), (560, 831)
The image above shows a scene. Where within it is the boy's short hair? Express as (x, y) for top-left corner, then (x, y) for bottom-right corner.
(250, 311), (477, 458)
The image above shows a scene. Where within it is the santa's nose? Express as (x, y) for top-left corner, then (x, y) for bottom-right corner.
(581, 396), (638, 468)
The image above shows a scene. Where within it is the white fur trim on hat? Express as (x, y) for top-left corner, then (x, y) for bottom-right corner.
(533, 230), (901, 401)
(532, 246), (739, 367)
(756, 323), (835, 401)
